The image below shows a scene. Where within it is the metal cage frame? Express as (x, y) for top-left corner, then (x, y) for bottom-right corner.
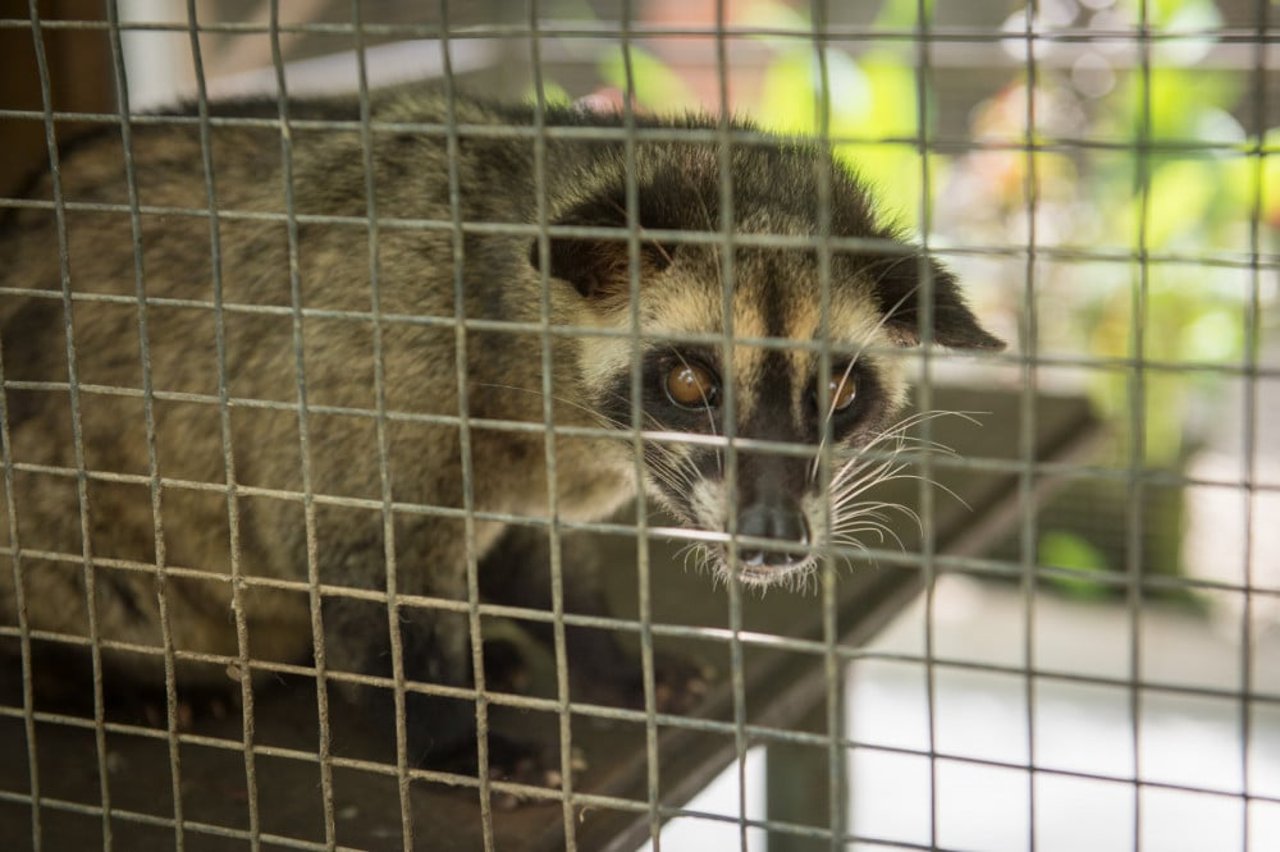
(0, 1), (1276, 850)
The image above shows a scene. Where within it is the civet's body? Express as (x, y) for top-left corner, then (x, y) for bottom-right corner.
(0, 90), (1001, 764)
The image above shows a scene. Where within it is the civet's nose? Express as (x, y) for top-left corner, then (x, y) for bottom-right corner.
(736, 500), (811, 568)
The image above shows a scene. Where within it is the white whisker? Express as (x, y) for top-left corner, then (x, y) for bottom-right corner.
(816, 407), (987, 574)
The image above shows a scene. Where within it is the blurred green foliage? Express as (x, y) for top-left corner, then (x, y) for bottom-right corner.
(757, 46), (939, 225)
(599, 45), (699, 109)
(1038, 530), (1112, 600)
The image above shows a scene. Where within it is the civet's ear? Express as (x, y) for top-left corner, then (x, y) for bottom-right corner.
(872, 254), (1006, 350)
(529, 191), (677, 304)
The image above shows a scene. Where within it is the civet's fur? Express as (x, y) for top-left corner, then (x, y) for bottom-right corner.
(0, 90), (1002, 763)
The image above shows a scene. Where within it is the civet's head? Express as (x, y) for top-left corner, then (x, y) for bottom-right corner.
(534, 132), (1004, 588)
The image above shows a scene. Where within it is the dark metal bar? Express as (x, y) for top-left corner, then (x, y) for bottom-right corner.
(348, 2), (415, 848)
(1020, 1), (1043, 848)
(23, 2), (115, 847)
(1, 16), (1278, 46)
(180, 1), (263, 847)
(435, 2), (497, 845)
(1240, 2), (1271, 849)
(103, 4), (188, 847)
(266, 2), (338, 846)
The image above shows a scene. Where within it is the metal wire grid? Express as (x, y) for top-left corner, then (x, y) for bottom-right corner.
(0, 1), (1273, 851)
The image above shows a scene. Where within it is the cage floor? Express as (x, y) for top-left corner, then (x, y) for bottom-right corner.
(0, 387), (1096, 851)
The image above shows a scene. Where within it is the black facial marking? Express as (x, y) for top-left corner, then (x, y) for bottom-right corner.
(759, 262), (789, 342)
(735, 349), (810, 510)
(532, 184), (679, 302)
(744, 349), (796, 443)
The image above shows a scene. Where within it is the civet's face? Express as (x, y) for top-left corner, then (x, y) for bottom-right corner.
(539, 145), (1003, 587)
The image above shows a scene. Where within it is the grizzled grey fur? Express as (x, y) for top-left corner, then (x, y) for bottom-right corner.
(0, 89), (1000, 766)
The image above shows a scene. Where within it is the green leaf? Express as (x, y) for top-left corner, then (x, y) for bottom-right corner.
(757, 46), (872, 135)
(1146, 67), (1240, 141)
(1143, 158), (1217, 247)
(1146, 0), (1221, 30)
(525, 81), (574, 107)
(598, 45), (700, 112)
(756, 45), (942, 229)
(875, 0), (933, 29)
(1039, 531), (1112, 600)
(829, 53), (940, 229)
(1222, 128), (1280, 230)
(738, 0), (810, 32)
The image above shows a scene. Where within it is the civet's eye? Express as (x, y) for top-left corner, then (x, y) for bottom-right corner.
(665, 361), (719, 409)
(829, 368), (857, 412)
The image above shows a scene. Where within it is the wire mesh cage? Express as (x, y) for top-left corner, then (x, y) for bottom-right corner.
(0, 1), (1276, 851)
